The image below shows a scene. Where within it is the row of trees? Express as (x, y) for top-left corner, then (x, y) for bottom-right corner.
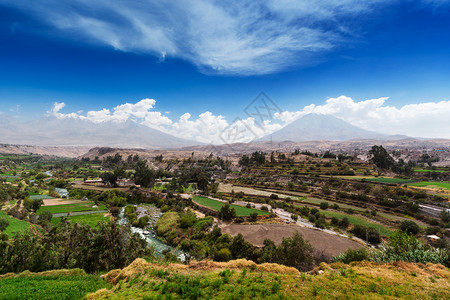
(0, 219), (151, 274)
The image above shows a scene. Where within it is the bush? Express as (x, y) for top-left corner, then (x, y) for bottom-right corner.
(0, 218), (9, 232)
(270, 194), (279, 200)
(370, 231), (449, 265)
(249, 212), (258, 222)
(333, 248), (369, 264)
(351, 225), (381, 244)
(215, 248), (231, 262)
(339, 217), (349, 229)
(320, 202), (329, 210)
(400, 220), (419, 235)
(38, 210), (53, 224)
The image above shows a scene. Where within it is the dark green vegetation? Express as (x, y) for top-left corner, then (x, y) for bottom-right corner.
(0, 270), (109, 300)
(0, 220), (150, 274)
(334, 231), (449, 266)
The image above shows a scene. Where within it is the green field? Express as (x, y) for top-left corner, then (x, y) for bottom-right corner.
(408, 181), (450, 189)
(193, 196), (269, 216)
(414, 169), (447, 173)
(301, 197), (425, 225)
(318, 209), (393, 236)
(364, 177), (414, 184)
(37, 202), (107, 215)
(51, 213), (111, 227)
(0, 271), (109, 300)
(0, 211), (32, 238)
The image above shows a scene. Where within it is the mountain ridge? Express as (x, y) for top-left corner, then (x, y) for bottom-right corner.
(260, 113), (406, 142)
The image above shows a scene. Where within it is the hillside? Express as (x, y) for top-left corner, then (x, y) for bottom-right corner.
(260, 114), (391, 142)
(90, 259), (449, 299)
(1, 259), (448, 299)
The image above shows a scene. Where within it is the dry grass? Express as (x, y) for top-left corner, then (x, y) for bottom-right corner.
(0, 268), (86, 279)
(92, 258), (450, 299)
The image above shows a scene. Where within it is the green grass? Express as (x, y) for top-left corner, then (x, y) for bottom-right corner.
(0, 211), (32, 238)
(0, 271), (109, 300)
(364, 177), (414, 184)
(408, 181), (450, 190)
(51, 213), (110, 227)
(155, 212), (180, 236)
(37, 202), (107, 215)
(414, 169), (447, 173)
(301, 197), (425, 225)
(193, 196), (269, 216)
(318, 209), (393, 236)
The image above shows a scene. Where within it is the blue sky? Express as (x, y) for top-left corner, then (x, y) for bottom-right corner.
(1, 0), (450, 141)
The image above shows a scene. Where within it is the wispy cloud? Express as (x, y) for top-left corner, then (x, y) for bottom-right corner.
(2, 0), (397, 75)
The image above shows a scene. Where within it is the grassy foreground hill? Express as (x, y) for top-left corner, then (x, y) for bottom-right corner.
(84, 258), (449, 299)
(0, 258), (449, 299)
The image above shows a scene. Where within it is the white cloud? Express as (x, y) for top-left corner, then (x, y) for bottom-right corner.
(1, 0), (396, 75)
(47, 96), (450, 143)
(275, 96), (450, 138)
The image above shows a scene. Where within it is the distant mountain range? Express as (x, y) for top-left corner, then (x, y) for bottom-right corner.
(260, 114), (408, 142)
(0, 113), (410, 150)
(0, 115), (199, 149)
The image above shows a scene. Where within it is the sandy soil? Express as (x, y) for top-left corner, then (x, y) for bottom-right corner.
(221, 223), (363, 257)
(42, 198), (83, 206)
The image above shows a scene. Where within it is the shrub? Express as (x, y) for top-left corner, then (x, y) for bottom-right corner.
(215, 248), (231, 262)
(0, 218), (9, 232)
(333, 248), (369, 264)
(400, 220), (419, 235)
(320, 202), (329, 210)
(38, 210), (53, 224)
(249, 212), (258, 222)
(370, 231), (449, 265)
(339, 217), (349, 229)
(270, 194), (279, 200)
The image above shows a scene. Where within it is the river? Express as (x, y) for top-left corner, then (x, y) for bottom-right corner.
(117, 206), (186, 262)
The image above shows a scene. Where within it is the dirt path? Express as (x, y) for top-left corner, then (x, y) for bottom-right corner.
(221, 223), (363, 257)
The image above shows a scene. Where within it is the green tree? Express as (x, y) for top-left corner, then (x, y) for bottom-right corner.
(134, 160), (155, 188)
(369, 145), (395, 170)
(0, 218), (9, 232)
(400, 220), (420, 235)
(38, 210), (53, 224)
(218, 203), (236, 221)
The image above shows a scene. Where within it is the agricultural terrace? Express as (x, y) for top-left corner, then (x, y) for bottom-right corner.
(408, 181), (450, 190)
(51, 212), (111, 227)
(0, 270), (109, 299)
(192, 196), (269, 216)
(37, 201), (107, 215)
(0, 211), (32, 238)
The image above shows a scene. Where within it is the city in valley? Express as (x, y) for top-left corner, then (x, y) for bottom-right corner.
(1, 1), (449, 299)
